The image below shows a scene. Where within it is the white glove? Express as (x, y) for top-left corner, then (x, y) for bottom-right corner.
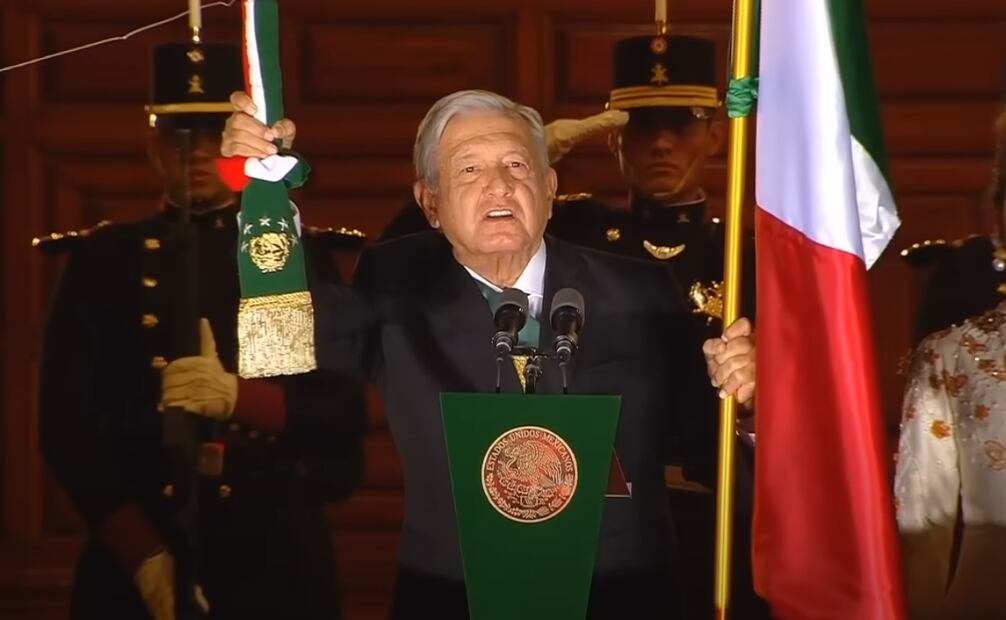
(134, 549), (175, 620)
(545, 109), (629, 163)
(133, 549), (210, 620)
(160, 318), (238, 420)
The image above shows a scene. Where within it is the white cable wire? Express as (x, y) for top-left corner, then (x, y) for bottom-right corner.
(0, 0), (237, 74)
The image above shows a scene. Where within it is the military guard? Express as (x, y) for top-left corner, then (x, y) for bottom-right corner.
(37, 32), (368, 620)
(544, 24), (766, 620)
(900, 102), (1006, 343)
(549, 33), (754, 337)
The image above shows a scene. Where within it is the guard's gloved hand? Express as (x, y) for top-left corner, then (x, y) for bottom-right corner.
(134, 548), (174, 620)
(160, 318), (238, 420)
(133, 549), (210, 620)
(545, 109), (629, 163)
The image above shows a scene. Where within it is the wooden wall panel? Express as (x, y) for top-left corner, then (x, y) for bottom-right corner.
(881, 102), (1000, 155)
(871, 20), (1005, 100)
(296, 21), (514, 105)
(1, 0), (1004, 618)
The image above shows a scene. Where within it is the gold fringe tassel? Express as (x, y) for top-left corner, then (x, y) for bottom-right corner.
(238, 291), (317, 378)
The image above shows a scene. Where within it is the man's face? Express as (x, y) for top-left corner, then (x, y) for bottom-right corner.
(612, 108), (724, 201)
(416, 111), (557, 259)
(148, 126), (233, 209)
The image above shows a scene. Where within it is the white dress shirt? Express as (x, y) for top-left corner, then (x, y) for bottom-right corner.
(462, 241), (546, 320)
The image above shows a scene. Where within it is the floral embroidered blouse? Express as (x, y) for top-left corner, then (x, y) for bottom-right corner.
(895, 304), (1006, 619)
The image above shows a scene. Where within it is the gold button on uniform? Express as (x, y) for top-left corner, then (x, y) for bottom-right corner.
(142, 314), (160, 328)
(144, 238), (161, 250)
(218, 484), (232, 499)
(142, 277), (158, 288)
(151, 356), (167, 370)
(162, 484), (174, 497)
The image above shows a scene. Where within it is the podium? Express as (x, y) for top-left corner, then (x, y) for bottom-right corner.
(441, 392), (621, 620)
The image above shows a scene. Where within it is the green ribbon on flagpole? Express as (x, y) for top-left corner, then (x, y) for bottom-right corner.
(726, 76), (759, 119)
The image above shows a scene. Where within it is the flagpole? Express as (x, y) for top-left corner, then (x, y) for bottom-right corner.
(715, 0), (757, 617)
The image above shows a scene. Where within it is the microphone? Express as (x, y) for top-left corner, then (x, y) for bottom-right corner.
(550, 288), (585, 365)
(491, 288), (529, 357)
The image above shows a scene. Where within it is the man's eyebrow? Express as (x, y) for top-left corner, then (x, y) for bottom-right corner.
(502, 148), (531, 159)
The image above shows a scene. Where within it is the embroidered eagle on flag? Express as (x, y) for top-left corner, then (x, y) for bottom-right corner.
(217, 0), (316, 378)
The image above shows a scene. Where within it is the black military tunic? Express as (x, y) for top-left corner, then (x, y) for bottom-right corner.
(550, 194), (756, 339)
(902, 235), (1006, 343)
(38, 203), (368, 620)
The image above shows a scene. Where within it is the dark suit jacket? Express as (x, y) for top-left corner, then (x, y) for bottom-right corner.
(315, 231), (718, 581)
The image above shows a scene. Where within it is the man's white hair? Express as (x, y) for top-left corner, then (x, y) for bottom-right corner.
(413, 89), (549, 187)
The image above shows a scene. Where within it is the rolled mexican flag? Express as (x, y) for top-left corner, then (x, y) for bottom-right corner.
(228, 0), (316, 378)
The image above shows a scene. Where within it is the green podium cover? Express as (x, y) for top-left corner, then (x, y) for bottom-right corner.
(441, 393), (621, 620)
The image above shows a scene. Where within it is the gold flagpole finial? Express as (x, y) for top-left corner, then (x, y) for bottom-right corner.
(189, 0), (202, 43)
(655, 0), (668, 35)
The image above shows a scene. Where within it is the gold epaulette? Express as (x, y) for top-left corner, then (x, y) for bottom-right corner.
(899, 238), (950, 268)
(31, 220), (112, 255)
(554, 192), (593, 204)
(302, 225), (367, 251)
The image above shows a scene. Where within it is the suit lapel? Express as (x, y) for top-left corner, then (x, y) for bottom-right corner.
(421, 236), (523, 394)
(539, 236), (589, 395)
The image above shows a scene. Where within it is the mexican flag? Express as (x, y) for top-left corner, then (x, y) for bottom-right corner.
(752, 0), (907, 617)
(225, 0), (316, 378)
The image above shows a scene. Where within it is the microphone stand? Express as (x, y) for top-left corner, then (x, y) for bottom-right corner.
(522, 355), (543, 394)
(507, 345), (547, 395)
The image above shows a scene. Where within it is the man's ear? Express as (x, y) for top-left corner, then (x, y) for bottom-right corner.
(545, 167), (558, 220)
(607, 127), (622, 159)
(706, 119), (726, 156)
(546, 167), (558, 197)
(413, 180), (439, 228)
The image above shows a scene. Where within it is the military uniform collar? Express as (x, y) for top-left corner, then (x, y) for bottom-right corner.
(631, 190), (707, 226)
(161, 198), (239, 228)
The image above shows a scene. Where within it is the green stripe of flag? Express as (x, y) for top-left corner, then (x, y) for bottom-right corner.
(826, 0), (891, 182)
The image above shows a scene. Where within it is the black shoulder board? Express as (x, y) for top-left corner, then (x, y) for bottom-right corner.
(899, 238), (951, 268)
(32, 220), (112, 255)
(302, 225), (367, 251)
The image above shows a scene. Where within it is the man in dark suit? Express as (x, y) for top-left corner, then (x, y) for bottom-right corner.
(38, 38), (367, 620)
(173, 88), (756, 618)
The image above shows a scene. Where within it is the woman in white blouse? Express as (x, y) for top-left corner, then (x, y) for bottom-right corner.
(896, 305), (1006, 619)
(895, 109), (1006, 620)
